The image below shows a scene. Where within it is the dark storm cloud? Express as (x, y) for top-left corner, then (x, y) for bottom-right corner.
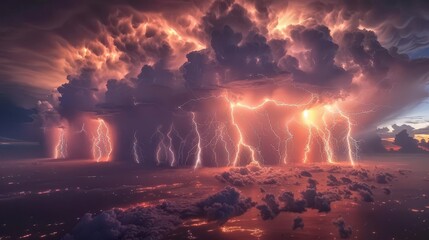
(377, 124), (416, 138)
(340, 0), (429, 54)
(182, 0), (279, 86)
(210, 25), (278, 81)
(340, 27), (429, 131)
(105, 79), (134, 107)
(57, 69), (98, 119)
(181, 50), (219, 88)
(135, 61), (176, 87)
(341, 30), (395, 84)
(0, 0), (207, 103)
(281, 25), (352, 88)
(359, 133), (386, 154)
(393, 129), (422, 153)
(202, 0), (254, 35)
(1, 0), (427, 96)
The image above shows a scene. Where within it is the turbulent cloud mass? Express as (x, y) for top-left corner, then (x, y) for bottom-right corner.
(1, 0), (429, 163)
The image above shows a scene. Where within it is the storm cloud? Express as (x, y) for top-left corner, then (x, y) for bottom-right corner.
(0, 0), (428, 163)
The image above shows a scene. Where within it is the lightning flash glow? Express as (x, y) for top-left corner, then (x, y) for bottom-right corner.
(52, 92), (358, 167)
(176, 92), (358, 167)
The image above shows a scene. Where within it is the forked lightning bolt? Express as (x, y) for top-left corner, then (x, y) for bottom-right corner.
(92, 119), (112, 162)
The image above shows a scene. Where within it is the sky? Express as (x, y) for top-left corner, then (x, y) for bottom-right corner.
(1, 0), (429, 163)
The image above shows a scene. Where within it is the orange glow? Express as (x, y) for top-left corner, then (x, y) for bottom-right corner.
(415, 134), (429, 142)
(178, 91), (359, 167)
(225, 94), (316, 166)
(300, 104), (357, 166)
(220, 226), (263, 238)
(92, 119), (112, 162)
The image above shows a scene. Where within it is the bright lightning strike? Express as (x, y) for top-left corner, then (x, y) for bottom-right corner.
(226, 95), (316, 166)
(302, 112), (313, 164)
(154, 125), (167, 165)
(283, 119), (294, 164)
(334, 105), (357, 166)
(321, 111), (335, 163)
(92, 118), (113, 162)
(191, 112), (203, 169)
(54, 128), (67, 159)
(177, 91), (357, 167)
(153, 124), (177, 166)
(228, 102), (258, 166)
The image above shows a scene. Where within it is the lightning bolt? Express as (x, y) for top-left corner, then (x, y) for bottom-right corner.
(266, 112), (282, 164)
(191, 112), (203, 169)
(226, 95), (316, 166)
(167, 124), (176, 167)
(177, 91), (357, 167)
(303, 122), (313, 164)
(228, 102), (258, 166)
(283, 119), (294, 164)
(75, 123), (86, 134)
(152, 124), (178, 166)
(132, 131), (142, 164)
(54, 127), (67, 159)
(153, 125), (167, 166)
(218, 124), (232, 166)
(321, 111), (335, 163)
(334, 105), (357, 166)
(204, 120), (233, 167)
(171, 125), (188, 164)
(92, 119), (112, 162)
